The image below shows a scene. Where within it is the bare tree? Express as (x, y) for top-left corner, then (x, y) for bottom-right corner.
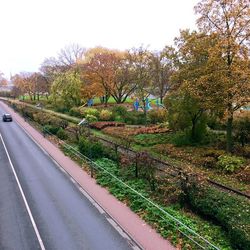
(58, 44), (86, 66)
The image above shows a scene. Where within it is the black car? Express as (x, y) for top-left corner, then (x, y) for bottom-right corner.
(2, 113), (13, 122)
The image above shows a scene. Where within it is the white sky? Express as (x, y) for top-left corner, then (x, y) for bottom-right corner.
(0, 0), (199, 78)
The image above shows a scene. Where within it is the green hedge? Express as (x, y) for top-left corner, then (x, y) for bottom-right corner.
(187, 185), (250, 249)
(78, 137), (104, 159)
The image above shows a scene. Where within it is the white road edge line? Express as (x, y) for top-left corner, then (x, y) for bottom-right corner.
(0, 134), (46, 250)
(3, 108), (143, 250)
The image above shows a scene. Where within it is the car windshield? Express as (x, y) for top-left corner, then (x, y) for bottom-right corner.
(4, 114), (11, 117)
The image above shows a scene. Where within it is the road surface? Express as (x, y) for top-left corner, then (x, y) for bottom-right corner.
(0, 105), (136, 250)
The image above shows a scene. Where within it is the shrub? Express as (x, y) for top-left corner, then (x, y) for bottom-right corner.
(43, 125), (60, 135)
(90, 121), (125, 130)
(21, 106), (37, 119)
(99, 109), (113, 121)
(54, 118), (68, 129)
(234, 117), (250, 147)
(207, 115), (226, 130)
(55, 106), (70, 113)
(124, 111), (146, 125)
(112, 106), (128, 117)
(85, 114), (98, 123)
(56, 128), (68, 140)
(81, 108), (100, 118)
(69, 107), (82, 118)
(78, 137), (104, 159)
(148, 109), (167, 124)
(171, 130), (193, 146)
(187, 185), (250, 250)
(202, 149), (225, 159)
(216, 155), (245, 173)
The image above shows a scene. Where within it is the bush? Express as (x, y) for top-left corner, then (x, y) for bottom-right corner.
(21, 106), (37, 119)
(55, 106), (70, 113)
(78, 137), (104, 159)
(54, 118), (68, 129)
(112, 106), (128, 117)
(216, 155), (245, 173)
(124, 111), (146, 125)
(148, 109), (167, 124)
(85, 114), (98, 123)
(171, 130), (193, 146)
(43, 125), (60, 135)
(234, 117), (250, 147)
(207, 115), (226, 130)
(81, 108), (100, 118)
(69, 107), (82, 118)
(187, 185), (250, 250)
(99, 109), (113, 121)
(90, 121), (125, 130)
(56, 128), (68, 140)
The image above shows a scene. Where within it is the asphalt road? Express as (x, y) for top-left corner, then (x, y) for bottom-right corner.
(0, 106), (135, 250)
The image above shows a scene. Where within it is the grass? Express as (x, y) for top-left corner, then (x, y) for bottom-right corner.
(133, 133), (174, 146)
(94, 158), (233, 250)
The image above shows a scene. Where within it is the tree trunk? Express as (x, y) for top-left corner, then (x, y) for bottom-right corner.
(142, 99), (147, 125)
(160, 96), (163, 105)
(191, 118), (196, 141)
(104, 94), (108, 107)
(226, 112), (234, 152)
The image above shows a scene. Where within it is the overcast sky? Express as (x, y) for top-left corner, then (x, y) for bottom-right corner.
(0, 0), (199, 78)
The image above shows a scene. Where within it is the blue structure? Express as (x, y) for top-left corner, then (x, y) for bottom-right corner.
(145, 97), (152, 110)
(87, 99), (94, 107)
(134, 98), (140, 111)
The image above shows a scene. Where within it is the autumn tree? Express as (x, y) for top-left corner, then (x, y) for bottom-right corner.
(128, 46), (152, 122)
(11, 72), (33, 100)
(30, 72), (50, 100)
(83, 48), (137, 104)
(166, 30), (223, 142)
(149, 47), (176, 103)
(83, 49), (117, 106)
(195, 0), (250, 151)
(50, 70), (82, 109)
(110, 52), (137, 103)
(40, 44), (85, 90)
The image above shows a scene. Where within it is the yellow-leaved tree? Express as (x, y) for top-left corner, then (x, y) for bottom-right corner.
(195, 0), (250, 152)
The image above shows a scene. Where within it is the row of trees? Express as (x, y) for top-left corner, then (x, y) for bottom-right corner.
(8, 0), (250, 152)
(41, 45), (174, 106)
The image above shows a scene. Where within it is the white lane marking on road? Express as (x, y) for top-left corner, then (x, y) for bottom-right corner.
(0, 134), (46, 250)
(106, 217), (141, 250)
(4, 111), (142, 249)
(70, 177), (76, 184)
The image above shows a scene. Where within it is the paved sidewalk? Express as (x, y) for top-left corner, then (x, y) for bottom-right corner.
(0, 101), (175, 250)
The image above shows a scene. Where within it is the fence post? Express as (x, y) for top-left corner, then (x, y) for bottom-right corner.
(135, 153), (139, 178)
(90, 161), (94, 178)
